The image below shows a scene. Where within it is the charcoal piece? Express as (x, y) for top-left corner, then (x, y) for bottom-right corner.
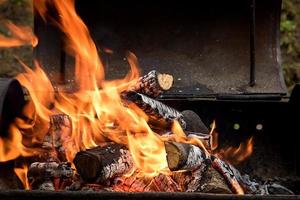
(181, 110), (209, 135)
(130, 70), (173, 98)
(262, 183), (294, 195)
(165, 141), (207, 171)
(122, 91), (186, 129)
(73, 143), (133, 184)
(28, 162), (74, 190)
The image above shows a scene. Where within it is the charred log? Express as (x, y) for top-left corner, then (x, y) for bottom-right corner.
(211, 156), (244, 194)
(73, 143), (133, 184)
(114, 173), (181, 192)
(199, 165), (232, 194)
(41, 114), (73, 162)
(130, 70), (173, 98)
(165, 141), (207, 171)
(181, 110), (209, 135)
(122, 91), (186, 129)
(27, 162), (74, 190)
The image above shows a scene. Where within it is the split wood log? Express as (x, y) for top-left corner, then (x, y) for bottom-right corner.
(211, 156), (245, 194)
(198, 165), (232, 194)
(130, 70), (173, 98)
(164, 141), (207, 171)
(73, 143), (133, 184)
(27, 162), (74, 190)
(122, 91), (186, 129)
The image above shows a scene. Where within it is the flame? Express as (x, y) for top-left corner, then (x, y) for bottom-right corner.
(0, 0), (166, 177)
(215, 137), (254, 165)
(0, 0), (255, 182)
(0, 21), (37, 47)
(14, 164), (29, 190)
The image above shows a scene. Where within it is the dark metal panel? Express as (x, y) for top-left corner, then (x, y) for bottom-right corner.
(73, 0), (286, 96)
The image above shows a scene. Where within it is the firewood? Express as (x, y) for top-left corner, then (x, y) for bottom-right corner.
(41, 114), (73, 162)
(27, 162), (74, 190)
(113, 172), (181, 192)
(122, 91), (186, 129)
(164, 141), (207, 171)
(211, 157), (260, 194)
(130, 70), (173, 98)
(73, 143), (133, 184)
(211, 156), (244, 194)
(199, 165), (232, 194)
(181, 110), (209, 135)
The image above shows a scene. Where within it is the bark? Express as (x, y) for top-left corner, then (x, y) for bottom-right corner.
(130, 70), (173, 98)
(73, 143), (133, 184)
(211, 156), (244, 194)
(122, 91), (186, 129)
(165, 141), (207, 171)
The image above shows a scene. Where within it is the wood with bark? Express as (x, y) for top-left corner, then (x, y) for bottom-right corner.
(211, 156), (245, 194)
(199, 165), (232, 194)
(211, 156), (260, 194)
(165, 141), (207, 171)
(73, 143), (133, 184)
(130, 70), (173, 98)
(122, 91), (186, 129)
(181, 110), (209, 135)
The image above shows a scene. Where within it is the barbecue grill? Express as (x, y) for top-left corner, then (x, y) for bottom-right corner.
(0, 0), (300, 199)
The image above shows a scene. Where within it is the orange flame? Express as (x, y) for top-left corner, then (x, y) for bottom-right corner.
(0, 0), (255, 181)
(215, 137), (254, 165)
(14, 164), (29, 190)
(0, 21), (37, 47)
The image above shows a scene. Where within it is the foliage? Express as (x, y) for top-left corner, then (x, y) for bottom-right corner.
(280, 0), (300, 91)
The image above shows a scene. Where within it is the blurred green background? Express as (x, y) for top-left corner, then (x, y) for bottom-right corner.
(0, 0), (299, 93)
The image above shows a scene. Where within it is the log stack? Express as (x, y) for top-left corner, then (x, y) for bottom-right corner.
(18, 70), (293, 195)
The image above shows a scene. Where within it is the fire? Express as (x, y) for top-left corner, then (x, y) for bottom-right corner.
(0, 21), (37, 47)
(215, 137), (254, 165)
(0, 0), (254, 186)
(14, 164), (30, 190)
(0, 0), (165, 177)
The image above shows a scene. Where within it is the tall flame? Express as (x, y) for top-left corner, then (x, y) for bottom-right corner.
(14, 164), (29, 190)
(0, 21), (37, 47)
(0, 0), (254, 181)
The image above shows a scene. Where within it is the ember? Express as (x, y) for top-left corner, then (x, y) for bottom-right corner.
(0, 0), (297, 196)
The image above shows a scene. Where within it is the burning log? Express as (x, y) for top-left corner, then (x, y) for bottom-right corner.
(41, 114), (73, 162)
(199, 165), (232, 194)
(27, 162), (74, 190)
(130, 70), (173, 98)
(73, 143), (133, 184)
(122, 91), (186, 129)
(114, 172), (181, 192)
(211, 156), (244, 194)
(164, 141), (207, 171)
